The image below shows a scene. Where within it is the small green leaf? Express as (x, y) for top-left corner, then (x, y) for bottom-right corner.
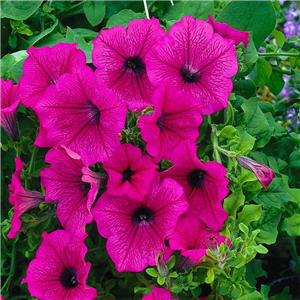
(254, 244), (268, 254)
(271, 28), (285, 48)
(238, 205), (262, 225)
(166, 255), (176, 269)
(223, 188), (245, 217)
(157, 275), (165, 285)
(281, 214), (300, 237)
(182, 1), (215, 20)
(106, 9), (146, 28)
(83, 0), (106, 27)
(249, 58), (272, 87)
(266, 71), (284, 95)
(289, 49), (300, 69)
(146, 268), (159, 277)
(233, 80), (256, 99)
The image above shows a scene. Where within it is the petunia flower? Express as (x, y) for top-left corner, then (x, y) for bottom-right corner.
(36, 66), (126, 164)
(168, 213), (227, 265)
(146, 15), (238, 115)
(40, 147), (106, 234)
(1, 79), (20, 142)
(92, 18), (166, 112)
(138, 82), (203, 162)
(142, 285), (179, 300)
(20, 43), (86, 109)
(7, 158), (44, 239)
(160, 141), (229, 231)
(21, 230), (97, 300)
(207, 15), (250, 48)
(92, 179), (188, 272)
(103, 143), (158, 201)
(236, 156), (276, 190)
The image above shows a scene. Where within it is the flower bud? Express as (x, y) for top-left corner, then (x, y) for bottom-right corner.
(155, 249), (168, 277)
(205, 235), (219, 256)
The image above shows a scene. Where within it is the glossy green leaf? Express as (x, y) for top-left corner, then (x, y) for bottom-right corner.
(216, 1), (276, 48)
(106, 9), (145, 28)
(267, 72), (285, 95)
(83, 0), (106, 26)
(249, 59), (272, 87)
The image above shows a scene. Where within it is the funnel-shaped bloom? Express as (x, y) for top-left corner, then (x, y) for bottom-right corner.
(36, 66), (126, 164)
(237, 156), (276, 190)
(146, 16), (238, 115)
(160, 141), (229, 231)
(7, 158), (44, 239)
(1, 79), (20, 141)
(92, 179), (188, 272)
(92, 18), (166, 112)
(207, 15), (250, 48)
(168, 214), (227, 264)
(22, 230), (97, 300)
(40, 147), (106, 234)
(138, 82), (203, 162)
(103, 143), (158, 201)
(142, 286), (179, 300)
(20, 43), (86, 109)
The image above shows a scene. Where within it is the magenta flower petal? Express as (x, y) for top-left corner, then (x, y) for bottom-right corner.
(20, 43), (86, 109)
(103, 143), (158, 201)
(169, 213), (227, 264)
(237, 156), (276, 189)
(138, 82), (203, 162)
(160, 141), (229, 231)
(7, 158), (44, 239)
(207, 15), (250, 48)
(36, 66), (126, 164)
(40, 147), (101, 234)
(22, 230), (97, 300)
(92, 18), (166, 112)
(1, 79), (20, 141)
(142, 285), (179, 300)
(92, 179), (188, 272)
(146, 16), (238, 115)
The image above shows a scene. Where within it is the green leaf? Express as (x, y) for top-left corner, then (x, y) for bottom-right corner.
(162, 1), (185, 22)
(216, 1), (276, 48)
(245, 259), (267, 286)
(289, 49), (300, 69)
(233, 80), (256, 99)
(166, 255), (176, 269)
(266, 71), (284, 95)
(289, 150), (300, 169)
(0, 54), (15, 79)
(182, 1), (214, 20)
(223, 188), (245, 217)
(261, 138), (296, 161)
(83, 0), (106, 27)
(146, 268), (159, 277)
(106, 9), (146, 28)
(249, 58), (272, 87)
(240, 97), (273, 148)
(271, 28), (285, 48)
(157, 276), (165, 285)
(237, 126), (256, 155)
(1, 0), (43, 20)
(252, 207), (282, 244)
(281, 214), (300, 237)
(238, 205), (262, 225)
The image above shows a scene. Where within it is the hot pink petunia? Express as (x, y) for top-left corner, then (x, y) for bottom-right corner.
(36, 66), (126, 164)
(137, 82), (203, 162)
(146, 15), (238, 115)
(92, 18), (166, 112)
(142, 285), (179, 300)
(168, 213), (227, 264)
(1, 79), (20, 141)
(40, 147), (106, 234)
(207, 15), (250, 48)
(103, 143), (158, 201)
(237, 156), (276, 190)
(21, 230), (97, 300)
(20, 43), (86, 109)
(160, 141), (229, 231)
(7, 157), (44, 239)
(92, 179), (188, 272)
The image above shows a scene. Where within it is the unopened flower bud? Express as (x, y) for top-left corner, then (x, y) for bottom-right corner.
(206, 235), (219, 256)
(155, 249), (168, 277)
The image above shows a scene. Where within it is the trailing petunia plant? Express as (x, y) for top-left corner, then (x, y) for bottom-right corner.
(1, 1), (300, 300)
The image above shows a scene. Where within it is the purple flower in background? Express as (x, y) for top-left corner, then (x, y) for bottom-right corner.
(286, 108), (300, 132)
(284, 21), (299, 39)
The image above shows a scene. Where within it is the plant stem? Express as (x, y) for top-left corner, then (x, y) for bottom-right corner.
(273, 66), (293, 75)
(0, 243), (17, 294)
(135, 273), (151, 286)
(258, 52), (299, 57)
(25, 146), (38, 190)
(289, 237), (300, 283)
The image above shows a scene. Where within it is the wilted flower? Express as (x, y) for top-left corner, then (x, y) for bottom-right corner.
(7, 158), (44, 239)
(21, 230), (97, 300)
(1, 79), (20, 142)
(142, 285), (179, 300)
(236, 156), (276, 189)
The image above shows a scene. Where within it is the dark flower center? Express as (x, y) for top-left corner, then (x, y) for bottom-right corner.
(81, 182), (91, 193)
(188, 169), (206, 188)
(122, 167), (133, 182)
(180, 65), (200, 83)
(87, 101), (101, 124)
(124, 56), (146, 76)
(133, 206), (154, 225)
(156, 114), (165, 129)
(60, 267), (79, 289)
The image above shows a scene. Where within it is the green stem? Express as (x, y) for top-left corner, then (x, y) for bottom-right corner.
(14, 142), (21, 157)
(258, 52), (299, 57)
(25, 146), (39, 190)
(135, 273), (151, 286)
(289, 238), (300, 283)
(273, 67), (293, 75)
(212, 126), (222, 164)
(1, 244), (17, 294)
